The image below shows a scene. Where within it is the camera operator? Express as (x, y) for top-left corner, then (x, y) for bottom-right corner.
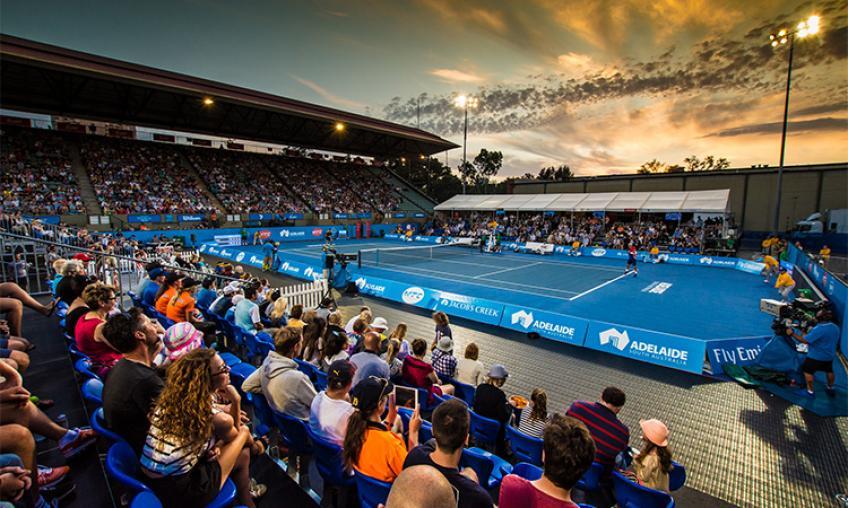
(322, 232), (337, 281)
(788, 308), (839, 398)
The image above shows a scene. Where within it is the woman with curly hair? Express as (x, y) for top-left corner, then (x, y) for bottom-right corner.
(141, 348), (265, 506)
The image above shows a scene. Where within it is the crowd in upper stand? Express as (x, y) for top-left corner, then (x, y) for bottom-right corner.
(0, 127), (84, 215)
(186, 149), (305, 214)
(0, 126), (408, 217)
(432, 212), (733, 253)
(79, 137), (218, 215)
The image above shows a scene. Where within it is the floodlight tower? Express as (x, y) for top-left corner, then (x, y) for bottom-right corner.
(455, 95), (479, 194)
(768, 15), (821, 233)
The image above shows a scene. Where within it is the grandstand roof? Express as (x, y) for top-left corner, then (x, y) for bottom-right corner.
(434, 189), (731, 213)
(0, 35), (458, 157)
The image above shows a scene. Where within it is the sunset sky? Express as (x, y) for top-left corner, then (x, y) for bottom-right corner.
(2, 0), (846, 176)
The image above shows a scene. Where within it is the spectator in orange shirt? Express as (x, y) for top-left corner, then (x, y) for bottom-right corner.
(343, 377), (421, 483)
(154, 272), (183, 315)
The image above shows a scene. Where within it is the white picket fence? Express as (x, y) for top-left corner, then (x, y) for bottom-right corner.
(280, 279), (328, 309)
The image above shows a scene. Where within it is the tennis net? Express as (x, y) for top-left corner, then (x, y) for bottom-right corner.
(358, 242), (473, 269)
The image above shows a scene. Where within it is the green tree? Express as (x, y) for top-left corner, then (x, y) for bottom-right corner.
(538, 164), (573, 181)
(638, 159), (667, 174)
(390, 157), (462, 203)
(472, 149), (503, 191)
(684, 155), (730, 171)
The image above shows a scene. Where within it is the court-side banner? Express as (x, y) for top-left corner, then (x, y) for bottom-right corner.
(583, 321), (707, 374)
(352, 275), (505, 326)
(499, 305), (588, 346)
(200, 243), (323, 281)
(705, 337), (770, 376)
(788, 244), (848, 354)
(578, 246), (739, 269)
(25, 215), (61, 224)
(127, 214), (162, 223)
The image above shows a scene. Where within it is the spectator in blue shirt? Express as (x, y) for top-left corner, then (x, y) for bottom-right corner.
(789, 308), (839, 397)
(234, 286), (263, 334)
(350, 332), (390, 385)
(195, 278), (217, 310)
(141, 268), (166, 306)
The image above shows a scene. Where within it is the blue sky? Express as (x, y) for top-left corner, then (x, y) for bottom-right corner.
(2, 0), (846, 176)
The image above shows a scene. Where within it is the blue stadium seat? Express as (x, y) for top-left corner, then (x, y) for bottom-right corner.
(106, 442), (238, 508)
(305, 426), (354, 490)
(68, 344), (88, 362)
(74, 358), (101, 381)
(294, 358), (318, 381)
(272, 410), (314, 457)
(250, 392), (275, 437)
(612, 470), (675, 508)
(314, 369), (328, 392)
(512, 462), (543, 481)
(90, 407), (126, 447)
(576, 462), (605, 491)
(468, 409), (501, 449)
(218, 352), (242, 368)
(82, 378), (104, 405)
(446, 378), (476, 406)
(128, 291), (142, 308)
(460, 446), (512, 490)
(130, 492), (162, 508)
(669, 462), (686, 491)
(505, 425), (543, 466)
(228, 362), (257, 402)
(353, 471), (392, 508)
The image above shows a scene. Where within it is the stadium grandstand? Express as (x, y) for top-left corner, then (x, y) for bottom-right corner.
(0, 22), (847, 508)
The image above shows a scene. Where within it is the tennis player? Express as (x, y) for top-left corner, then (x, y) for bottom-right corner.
(625, 244), (638, 276)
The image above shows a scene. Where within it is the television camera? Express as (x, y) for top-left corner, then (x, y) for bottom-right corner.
(760, 297), (830, 337)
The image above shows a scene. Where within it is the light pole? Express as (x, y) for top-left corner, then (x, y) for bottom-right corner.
(455, 95), (479, 194)
(769, 15), (820, 233)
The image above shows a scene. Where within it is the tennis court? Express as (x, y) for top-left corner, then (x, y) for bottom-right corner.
(275, 238), (776, 341)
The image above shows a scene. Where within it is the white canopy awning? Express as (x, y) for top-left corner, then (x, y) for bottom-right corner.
(434, 190), (731, 213)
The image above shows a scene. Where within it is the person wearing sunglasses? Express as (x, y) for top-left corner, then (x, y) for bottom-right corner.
(343, 376), (421, 483)
(75, 282), (122, 378)
(141, 349), (266, 506)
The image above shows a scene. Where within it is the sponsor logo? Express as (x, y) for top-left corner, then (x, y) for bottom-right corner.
(554, 246), (566, 254)
(312, 228), (323, 237)
(249, 256), (261, 264)
(667, 256), (690, 263)
(259, 230), (271, 239)
(220, 249), (232, 258)
(699, 257), (713, 265)
(355, 277), (386, 295)
(641, 282), (672, 294)
(280, 229), (290, 237)
(599, 327), (689, 363)
(591, 248), (607, 257)
(235, 252), (245, 262)
(281, 262), (290, 271)
(511, 310), (534, 329)
(402, 287), (425, 304)
(355, 277), (367, 289)
(599, 328), (630, 351)
(198, 244), (207, 252)
(208, 247), (220, 254)
(304, 267), (321, 280)
(439, 298), (500, 317)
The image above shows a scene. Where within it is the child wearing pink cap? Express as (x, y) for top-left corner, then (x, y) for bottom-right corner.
(632, 419), (674, 492)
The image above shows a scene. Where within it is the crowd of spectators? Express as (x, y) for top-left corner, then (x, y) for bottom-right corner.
(326, 162), (401, 213)
(0, 127), (84, 215)
(80, 137), (217, 215)
(432, 212), (734, 253)
(186, 149), (305, 214)
(264, 157), (377, 215)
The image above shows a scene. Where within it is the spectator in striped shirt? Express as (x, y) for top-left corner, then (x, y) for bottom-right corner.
(517, 388), (550, 439)
(565, 387), (630, 471)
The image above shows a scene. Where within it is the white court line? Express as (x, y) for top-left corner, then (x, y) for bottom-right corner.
(371, 250), (622, 274)
(568, 271), (633, 301)
(363, 261), (579, 300)
(473, 262), (542, 279)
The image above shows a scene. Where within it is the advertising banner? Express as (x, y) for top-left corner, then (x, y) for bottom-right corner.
(284, 213), (305, 220)
(735, 259), (766, 274)
(583, 321), (707, 374)
(430, 290), (504, 326)
(705, 337), (770, 376)
(248, 213), (274, 221)
(213, 235), (242, 246)
(393, 212), (407, 219)
(334, 213), (350, 219)
(499, 305), (588, 346)
(413, 212), (427, 218)
(127, 214), (161, 223)
(178, 214), (205, 222)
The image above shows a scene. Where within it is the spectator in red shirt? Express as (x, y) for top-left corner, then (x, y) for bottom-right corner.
(401, 339), (455, 398)
(499, 414), (596, 508)
(565, 387), (630, 471)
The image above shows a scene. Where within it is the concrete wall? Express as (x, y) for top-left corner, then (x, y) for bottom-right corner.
(510, 164), (848, 233)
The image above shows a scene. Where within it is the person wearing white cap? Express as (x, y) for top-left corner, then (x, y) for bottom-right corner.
(632, 419), (673, 493)
(430, 336), (457, 379)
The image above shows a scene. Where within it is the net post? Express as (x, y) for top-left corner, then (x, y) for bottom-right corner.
(357, 250), (362, 269)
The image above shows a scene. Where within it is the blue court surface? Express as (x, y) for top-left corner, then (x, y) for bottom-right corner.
(243, 238), (776, 341)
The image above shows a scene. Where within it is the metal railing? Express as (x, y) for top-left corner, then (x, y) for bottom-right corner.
(0, 231), (239, 309)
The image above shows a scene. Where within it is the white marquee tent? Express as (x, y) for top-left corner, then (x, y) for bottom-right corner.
(434, 189), (730, 214)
